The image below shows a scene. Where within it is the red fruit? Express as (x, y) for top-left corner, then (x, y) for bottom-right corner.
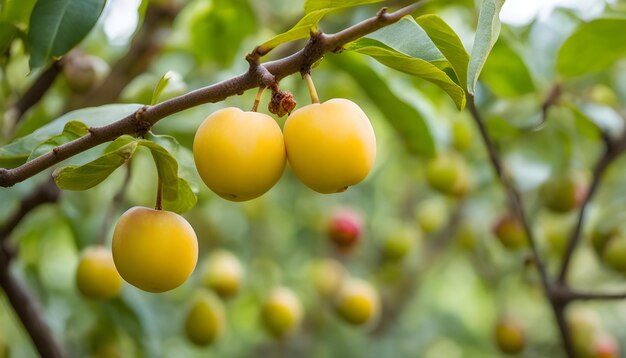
(594, 332), (619, 358)
(492, 214), (527, 250)
(327, 209), (363, 252)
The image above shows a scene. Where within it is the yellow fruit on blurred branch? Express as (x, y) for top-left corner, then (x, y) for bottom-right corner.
(193, 107), (286, 201)
(76, 246), (122, 300)
(284, 98), (376, 194)
(112, 206), (198, 293)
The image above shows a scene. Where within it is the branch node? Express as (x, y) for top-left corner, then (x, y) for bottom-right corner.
(52, 147), (60, 155)
(268, 87), (296, 117)
(0, 168), (16, 188)
(377, 7), (389, 20)
(133, 105), (152, 137)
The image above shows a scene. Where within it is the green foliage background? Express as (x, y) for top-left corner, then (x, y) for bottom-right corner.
(1, 0), (626, 357)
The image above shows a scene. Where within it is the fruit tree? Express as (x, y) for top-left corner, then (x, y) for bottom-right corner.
(0, 0), (626, 357)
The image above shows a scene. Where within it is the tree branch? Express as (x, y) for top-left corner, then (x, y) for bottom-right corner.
(467, 95), (579, 356)
(569, 290), (626, 301)
(0, 178), (65, 358)
(557, 132), (626, 283)
(4, 60), (64, 136)
(0, 2), (423, 188)
(467, 95), (549, 285)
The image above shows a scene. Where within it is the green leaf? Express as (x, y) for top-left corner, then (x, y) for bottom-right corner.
(347, 40), (466, 110)
(258, 9), (332, 53)
(1, 0), (37, 26)
(27, 121), (89, 161)
(366, 16), (447, 66)
(53, 138), (138, 191)
(0, 104), (142, 168)
(330, 53), (435, 157)
(481, 39), (534, 97)
(415, 14), (469, 90)
(557, 18), (626, 77)
(0, 21), (18, 55)
(567, 102), (625, 139)
(151, 71), (180, 106)
(188, 0), (256, 66)
(27, 0), (106, 69)
(467, 0), (505, 95)
(304, 0), (384, 13)
(137, 138), (196, 214)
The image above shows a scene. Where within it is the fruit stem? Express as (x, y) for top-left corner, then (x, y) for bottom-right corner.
(155, 175), (163, 211)
(303, 72), (320, 104)
(251, 86), (265, 112)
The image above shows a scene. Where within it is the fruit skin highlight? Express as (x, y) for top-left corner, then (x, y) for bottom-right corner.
(112, 206), (198, 293)
(76, 246), (123, 299)
(193, 107), (286, 201)
(283, 98), (376, 194)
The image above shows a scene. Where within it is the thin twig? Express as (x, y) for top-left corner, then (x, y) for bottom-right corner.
(467, 94), (577, 357)
(569, 290), (626, 301)
(0, 2), (423, 188)
(467, 95), (549, 284)
(558, 137), (624, 283)
(4, 60), (64, 136)
(0, 178), (65, 358)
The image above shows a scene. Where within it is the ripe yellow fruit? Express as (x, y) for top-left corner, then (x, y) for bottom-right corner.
(184, 291), (225, 347)
(494, 318), (526, 354)
(492, 214), (528, 251)
(112, 207), (198, 293)
(193, 107), (286, 201)
(261, 287), (303, 338)
(284, 98), (376, 194)
(335, 278), (380, 326)
(75, 246), (122, 299)
(201, 249), (244, 299)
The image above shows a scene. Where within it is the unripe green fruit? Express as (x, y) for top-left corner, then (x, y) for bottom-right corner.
(494, 318), (525, 354)
(335, 278), (380, 326)
(382, 226), (416, 261)
(451, 120), (473, 151)
(184, 291), (225, 346)
(455, 223), (477, 250)
(541, 176), (581, 213)
(602, 235), (626, 273)
(261, 287), (303, 339)
(569, 309), (601, 358)
(591, 224), (618, 257)
(63, 55), (98, 93)
(590, 85), (618, 106)
(492, 214), (527, 250)
(540, 214), (571, 256)
(425, 153), (470, 197)
(201, 249), (244, 299)
(309, 258), (345, 298)
(415, 197), (448, 234)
